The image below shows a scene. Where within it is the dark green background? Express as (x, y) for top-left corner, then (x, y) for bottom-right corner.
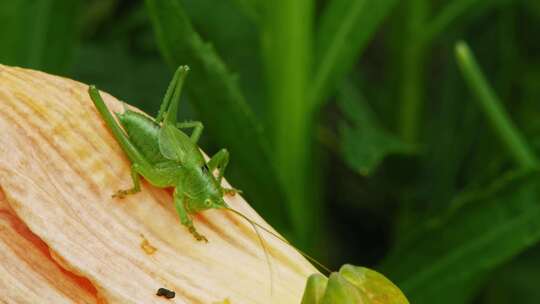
(2, 0), (540, 302)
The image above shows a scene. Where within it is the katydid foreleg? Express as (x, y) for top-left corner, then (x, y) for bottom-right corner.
(207, 149), (240, 195)
(173, 187), (208, 242)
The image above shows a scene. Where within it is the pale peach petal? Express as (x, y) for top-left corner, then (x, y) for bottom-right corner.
(0, 188), (99, 303)
(0, 65), (317, 303)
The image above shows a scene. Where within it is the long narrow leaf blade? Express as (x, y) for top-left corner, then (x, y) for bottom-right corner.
(0, 0), (80, 74)
(313, 0), (398, 107)
(144, 0), (290, 230)
(338, 81), (415, 175)
(455, 41), (537, 168)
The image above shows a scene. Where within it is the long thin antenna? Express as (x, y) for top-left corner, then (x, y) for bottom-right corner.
(224, 207), (332, 275)
(230, 208), (274, 296)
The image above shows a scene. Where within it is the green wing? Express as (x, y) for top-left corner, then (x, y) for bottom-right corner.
(158, 124), (187, 162)
(158, 124), (205, 166)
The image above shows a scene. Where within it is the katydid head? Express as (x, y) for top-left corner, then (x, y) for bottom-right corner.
(183, 163), (228, 212)
(184, 191), (226, 213)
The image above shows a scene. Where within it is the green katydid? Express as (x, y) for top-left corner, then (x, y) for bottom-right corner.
(88, 64), (323, 263)
(88, 65), (409, 303)
(89, 65), (237, 242)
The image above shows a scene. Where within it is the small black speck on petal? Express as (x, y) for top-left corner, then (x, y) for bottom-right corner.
(156, 287), (176, 299)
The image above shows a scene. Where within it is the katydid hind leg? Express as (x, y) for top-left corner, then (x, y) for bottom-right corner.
(157, 66), (190, 125)
(112, 162), (178, 198)
(174, 188), (208, 242)
(176, 120), (204, 143)
(112, 164), (142, 198)
(130, 163), (180, 188)
(156, 66), (184, 123)
(88, 86), (150, 167)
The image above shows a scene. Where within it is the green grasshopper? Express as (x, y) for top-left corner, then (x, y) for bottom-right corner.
(89, 65), (237, 242)
(89, 66), (409, 303)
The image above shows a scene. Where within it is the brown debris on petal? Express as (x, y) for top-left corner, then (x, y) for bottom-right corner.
(140, 234), (157, 255)
(156, 287), (176, 299)
(0, 64), (318, 303)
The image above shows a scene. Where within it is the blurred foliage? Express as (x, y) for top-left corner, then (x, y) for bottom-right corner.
(337, 79), (415, 176)
(1, 0), (540, 303)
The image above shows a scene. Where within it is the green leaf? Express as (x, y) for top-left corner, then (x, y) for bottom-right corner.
(381, 169), (540, 303)
(321, 273), (363, 304)
(227, 0), (261, 22)
(260, 0), (316, 246)
(144, 0), (290, 231)
(0, 0), (81, 74)
(301, 274), (328, 304)
(339, 265), (409, 304)
(71, 42), (172, 115)
(421, 0), (510, 43)
(301, 265), (410, 304)
(338, 81), (415, 176)
(481, 247), (540, 304)
(455, 41), (537, 168)
(313, 0), (398, 108)
(181, 0), (266, 117)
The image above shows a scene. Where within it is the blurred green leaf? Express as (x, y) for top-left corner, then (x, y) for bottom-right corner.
(181, 0), (266, 117)
(0, 0), (81, 74)
(313, 0), (398, 108)
(71, 42), (171, 115)
(144, 0), (290, 231)
(338, 81), (415, 176)
(227, 0), (261, 22)
(481, 246), (540, 304)
(456, 41), (537, 168)
(260, 0), (316, 246)
(394, 54), (479, 239)
(382, 169), (540, 303)
(530, 0), (540, 19)
(78, 0), (118, 37)
(421, 0), (512, 43)
(421, 0), (486, 43)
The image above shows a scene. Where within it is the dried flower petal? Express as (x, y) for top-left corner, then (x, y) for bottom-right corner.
(0, 65), (317, 303)
(0, 189), (99, 303)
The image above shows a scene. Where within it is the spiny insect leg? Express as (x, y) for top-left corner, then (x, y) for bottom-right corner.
(160, 66), (190, 125)
(156, 66), (188, 123)
(176, 121), (204, 143)
(130, 163), (178, 188)
(207, 149), (229, 183)
(89, 86), (149, 167)
(207, 149), (240, 196)
(174, 188), (208, 242)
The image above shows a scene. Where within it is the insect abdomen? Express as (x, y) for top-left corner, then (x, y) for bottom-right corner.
(116, 111), (166, 164)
